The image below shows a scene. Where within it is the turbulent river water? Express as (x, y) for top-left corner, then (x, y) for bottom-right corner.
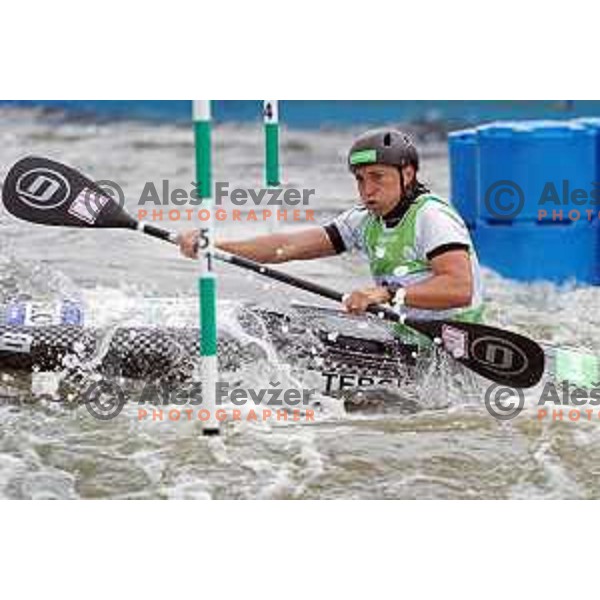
(1, 105), (599, 499)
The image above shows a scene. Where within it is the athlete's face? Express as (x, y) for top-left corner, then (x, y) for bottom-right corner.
(353, 164), (415, 217)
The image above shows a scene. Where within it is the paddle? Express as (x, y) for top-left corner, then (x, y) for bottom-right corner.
(2, 156), (545, 388)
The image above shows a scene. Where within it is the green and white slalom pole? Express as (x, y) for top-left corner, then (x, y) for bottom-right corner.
(263, 101), (280, 232)
(263, 101), (280, 187)
(193, 100), (219, 436)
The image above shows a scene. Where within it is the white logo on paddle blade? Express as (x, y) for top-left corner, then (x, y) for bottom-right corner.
(470, 336), (528, 375)
(15, 168), (71, 210)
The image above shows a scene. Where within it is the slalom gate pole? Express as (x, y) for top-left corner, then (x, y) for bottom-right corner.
(263, 101), (280, 232)
(263, 100), (280, 187)
(193, 100), (220, 436)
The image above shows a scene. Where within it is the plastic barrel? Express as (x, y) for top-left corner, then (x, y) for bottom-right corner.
(472, 218), (599, 284)
(573, 117), (600, 184)
(477, 120), (596, 223)
(448, 129), (477, 227)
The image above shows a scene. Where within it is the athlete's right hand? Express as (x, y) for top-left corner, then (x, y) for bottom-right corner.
(177, 229), (199, 258)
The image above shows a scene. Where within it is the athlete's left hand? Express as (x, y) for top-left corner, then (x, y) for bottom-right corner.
(343, 286), (392, 314)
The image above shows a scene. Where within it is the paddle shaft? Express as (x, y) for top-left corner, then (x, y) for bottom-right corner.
(136, 222), (179, 244)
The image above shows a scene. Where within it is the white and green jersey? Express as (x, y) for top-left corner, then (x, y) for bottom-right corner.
(324, 193), (484, 323)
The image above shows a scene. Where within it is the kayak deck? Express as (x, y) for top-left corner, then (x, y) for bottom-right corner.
(0, 304), (420, 389)
(2, 300), (595, 397)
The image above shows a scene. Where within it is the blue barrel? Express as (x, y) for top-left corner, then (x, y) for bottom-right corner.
(477, 120), (596, 223)
(472, 218), (599, 284)
(573, 117), (600, 184)
(573, 117), (600, 285)
(448, 129), (477, 227)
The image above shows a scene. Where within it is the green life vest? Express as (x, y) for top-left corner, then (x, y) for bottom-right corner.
(361, 193), (484, 343)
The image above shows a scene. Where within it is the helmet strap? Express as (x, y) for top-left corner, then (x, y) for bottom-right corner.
(398, 166), (406, 203)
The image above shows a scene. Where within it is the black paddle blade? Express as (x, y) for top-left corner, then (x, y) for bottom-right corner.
(2, 156), (137, 230)
(406, 319), (545, 388)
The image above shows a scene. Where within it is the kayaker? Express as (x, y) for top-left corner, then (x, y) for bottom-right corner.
(178, 129), (483, 323)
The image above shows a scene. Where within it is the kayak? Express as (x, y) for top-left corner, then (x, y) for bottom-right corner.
(0, 299), (421, 397)
(1, 298), (597, 398)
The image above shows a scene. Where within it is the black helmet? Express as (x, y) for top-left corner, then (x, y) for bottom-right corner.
(348, 129), (419, 172)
